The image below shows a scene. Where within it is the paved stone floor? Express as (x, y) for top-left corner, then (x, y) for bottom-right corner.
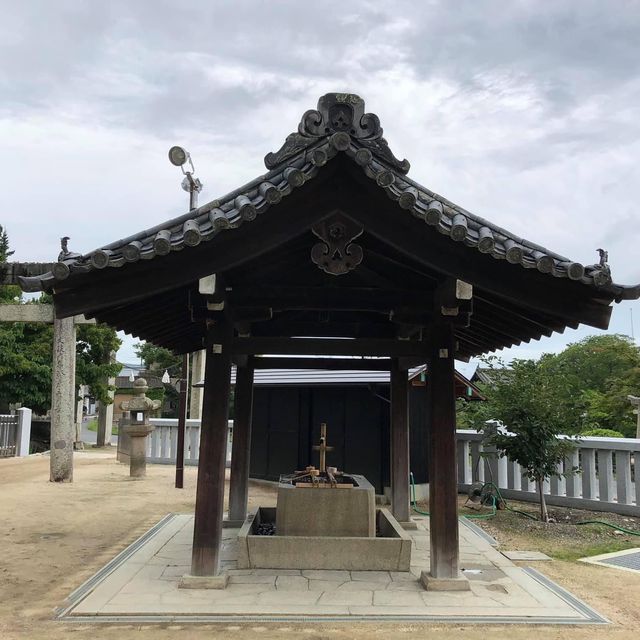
(57, 513), (607, 624)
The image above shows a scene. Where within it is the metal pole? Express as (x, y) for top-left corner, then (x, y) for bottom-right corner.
(175, 353), (189, 489)
(188, 174), (198, 211)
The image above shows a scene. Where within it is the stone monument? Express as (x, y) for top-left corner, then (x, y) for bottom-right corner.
(120, 378), (160, 478)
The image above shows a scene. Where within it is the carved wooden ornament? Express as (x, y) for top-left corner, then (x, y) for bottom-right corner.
(311, 214), (363, 276)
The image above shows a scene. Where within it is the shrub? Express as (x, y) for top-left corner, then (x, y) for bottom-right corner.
(581, 428), (625, 438)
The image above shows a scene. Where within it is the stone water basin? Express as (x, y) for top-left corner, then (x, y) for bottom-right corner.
(237, 506), (412, 571)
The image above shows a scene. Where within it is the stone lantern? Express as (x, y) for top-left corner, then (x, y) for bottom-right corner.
(120, 378), (161, 478)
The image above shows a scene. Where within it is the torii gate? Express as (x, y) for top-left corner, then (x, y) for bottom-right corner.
(2, 262), (208, 481)
(1, 262), (97, 481)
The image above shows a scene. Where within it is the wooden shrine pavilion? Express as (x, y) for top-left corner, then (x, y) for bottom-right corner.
(20, 93), (640, 587)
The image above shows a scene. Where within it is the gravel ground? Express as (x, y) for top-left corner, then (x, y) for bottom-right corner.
(1, 453), (639, 640)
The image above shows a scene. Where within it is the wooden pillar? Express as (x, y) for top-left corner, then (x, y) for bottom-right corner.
(191, 315), (233, 576)
(228, 362), (254, 523)
(390, 359), (410, 523)
(426, 322), (462, 582)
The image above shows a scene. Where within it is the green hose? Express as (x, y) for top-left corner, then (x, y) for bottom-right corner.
(409, 472), (496, 520)
(409, 473), (640, 535)
(574, 520), (640, 536)
(481, 481), (538, 521)
(410, 472), (430, 516)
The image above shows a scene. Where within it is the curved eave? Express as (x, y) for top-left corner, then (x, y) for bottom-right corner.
(20, 134), (635, 303)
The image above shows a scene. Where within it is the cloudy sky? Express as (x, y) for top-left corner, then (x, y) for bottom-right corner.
(1, 0), (639, 364)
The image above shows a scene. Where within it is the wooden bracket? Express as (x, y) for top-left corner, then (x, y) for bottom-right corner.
(435, 278), (473, 326)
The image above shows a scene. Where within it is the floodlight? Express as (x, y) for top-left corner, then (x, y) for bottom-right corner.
(168, 145), (202, 210)
(162, 370), (170, 384)
(168, 146), (189, 167)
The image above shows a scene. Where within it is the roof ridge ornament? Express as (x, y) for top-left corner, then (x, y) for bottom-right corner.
(588, 247), (613, 287)
(311, 213), (364, 276)
(264, 93), (410, 174)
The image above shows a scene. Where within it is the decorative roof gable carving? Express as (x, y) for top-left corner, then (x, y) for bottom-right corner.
(264, 93), (410, 174)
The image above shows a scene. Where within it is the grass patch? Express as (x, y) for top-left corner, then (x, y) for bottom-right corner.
(85, 418), (118, 435)
(452, 496), (640, 562)
(551, 539), (639, 562)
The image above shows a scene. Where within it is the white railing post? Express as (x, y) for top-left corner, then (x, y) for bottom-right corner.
(615, 450), (633, 505)
(457, 440), (471, 484)
(581, 449), (597, 499)
(565, 450), (581, 498)
(550, 461), (566, 497)
(507, 461), (521, 490)
(469, 441), (484, 483)
(16, 408), (32, 457)
(497, 455), (508, 489)
(598, 450), (615, 502)
(635, 449), (640, 508)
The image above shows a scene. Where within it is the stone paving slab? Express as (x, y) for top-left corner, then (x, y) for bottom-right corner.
(56, 513), (608, 624)
(502, 550), (553, 561)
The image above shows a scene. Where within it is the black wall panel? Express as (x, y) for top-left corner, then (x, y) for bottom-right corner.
(248, 383), (429, 494)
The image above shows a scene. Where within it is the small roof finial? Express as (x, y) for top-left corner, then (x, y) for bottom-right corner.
(597, 248), (609, 268)
(58, 236), (71, 262)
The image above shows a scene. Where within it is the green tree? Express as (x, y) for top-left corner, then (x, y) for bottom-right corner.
(76, 324), (122, 405)
(134, 342), (181, 374)
(458, 336), (640, 437)
(0, 320), (53, 413)
(0, 228), (122, 412)
(480, 359), (579, 522)
(133, 342), (182, 418)
(0, 224), (21, 303)
(539, 335), (640, 436)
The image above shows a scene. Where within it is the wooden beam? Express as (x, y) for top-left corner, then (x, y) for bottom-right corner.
(248, 357), (393, 370)
(228, 363), (254, 522)
(250, 321), (396, 339)
(233, 337), (430, 357)
(390, 359), (410, 523)
(229, 285), (434, 314)
(427, 322), (461, 580)
(191, 314), (233, 576)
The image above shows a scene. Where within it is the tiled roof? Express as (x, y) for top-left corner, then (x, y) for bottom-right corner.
(19, 93), (639, 302)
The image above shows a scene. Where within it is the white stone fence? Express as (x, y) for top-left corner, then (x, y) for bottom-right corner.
(457, 429), (640, 517)
(141, 420), (639, 516)
(146, 418), (233, 467)
(0, 408), (32, 458)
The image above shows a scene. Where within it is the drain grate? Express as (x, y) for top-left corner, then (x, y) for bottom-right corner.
(580, 548), (640, 574)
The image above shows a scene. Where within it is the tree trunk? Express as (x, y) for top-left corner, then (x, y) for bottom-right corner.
(537, 477), (549, 522)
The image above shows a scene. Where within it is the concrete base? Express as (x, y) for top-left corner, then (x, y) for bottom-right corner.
(399, 520), (419, 530)
(223, 518), (245, 528)
(178, 573), (228, 590)
(239, 507), (412, 571)
(57, 514), (609, 624)
(276, 474), (375, 538)
(420, 571), (471, 591)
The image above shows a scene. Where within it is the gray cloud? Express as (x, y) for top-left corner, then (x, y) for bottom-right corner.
(1, 0), (639, 361)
